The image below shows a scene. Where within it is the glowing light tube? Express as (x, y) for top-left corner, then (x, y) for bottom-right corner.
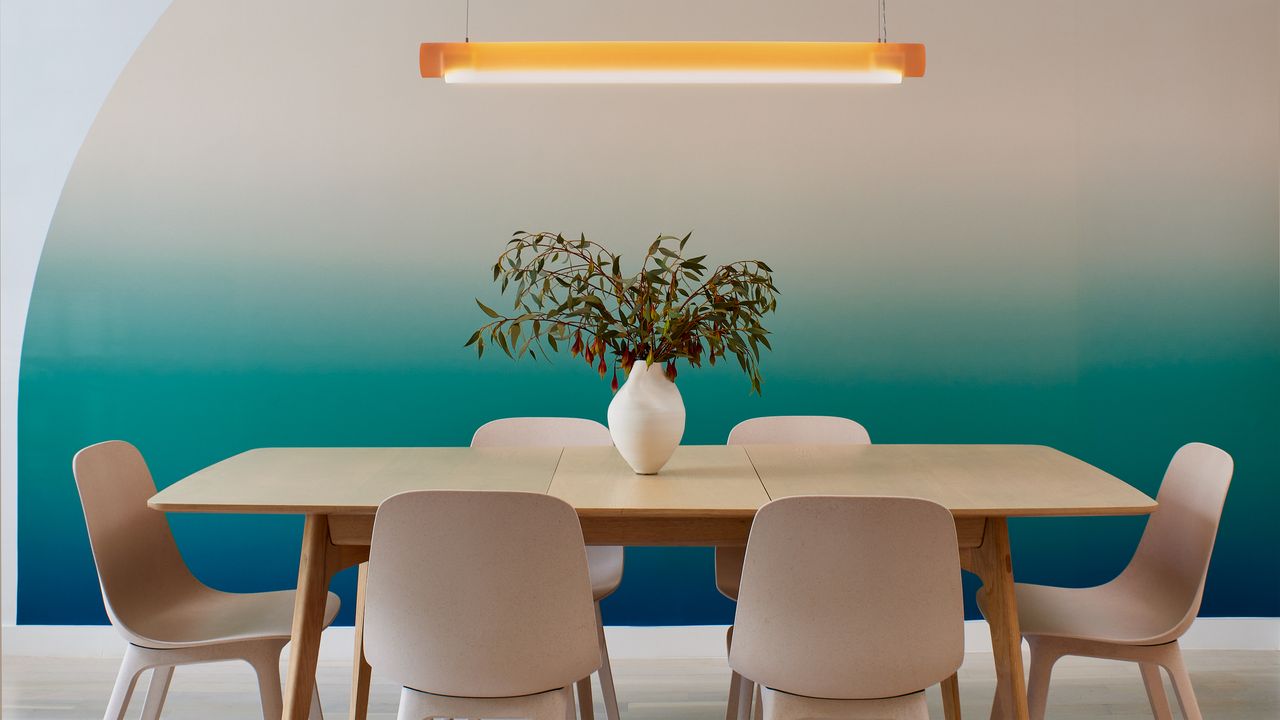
(420, 42), (925, 85)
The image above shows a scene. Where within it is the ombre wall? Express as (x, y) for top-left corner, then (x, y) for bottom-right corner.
(17, 0), (1280, 626)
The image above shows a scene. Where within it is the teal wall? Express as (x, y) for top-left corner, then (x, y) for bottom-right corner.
(17, 0), (1280, 625)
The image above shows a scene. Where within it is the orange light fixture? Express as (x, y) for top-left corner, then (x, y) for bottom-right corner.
(419, 41), (926, 84)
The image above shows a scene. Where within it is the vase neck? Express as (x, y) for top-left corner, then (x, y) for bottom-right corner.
(627, 361), (669, 384)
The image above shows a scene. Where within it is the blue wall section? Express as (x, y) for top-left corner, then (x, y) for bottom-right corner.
(19, 362), (1280, 625)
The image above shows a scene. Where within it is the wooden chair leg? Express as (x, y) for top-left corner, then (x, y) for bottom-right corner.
(594, 602), (620, 720)
(139, 666), (174, 720)
(103, 645), (146, 720)
(576, 677), (595, 720)
(941, 673), (962, 720)
(1160, 643), (1203, 720)
(1138, 663), (1174, 720)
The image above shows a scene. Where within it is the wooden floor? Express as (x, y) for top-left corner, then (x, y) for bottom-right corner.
(3, 651), (1277, 719)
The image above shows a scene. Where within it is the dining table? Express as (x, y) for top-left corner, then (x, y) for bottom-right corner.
(148, 443), (1157, 720)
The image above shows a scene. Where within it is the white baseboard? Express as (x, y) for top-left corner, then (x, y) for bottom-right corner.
(4, 618), (1277, 660)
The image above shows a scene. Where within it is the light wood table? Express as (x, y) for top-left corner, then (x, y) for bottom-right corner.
(149, 444), (1156, 720)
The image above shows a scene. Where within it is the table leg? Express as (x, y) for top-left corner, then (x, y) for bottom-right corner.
(284, 515), (333, 720)
(941, 673), (962, 720)
(349, 562), (372, 720)
(961, 518), (1029, 720)
(283, 515), (368, 720)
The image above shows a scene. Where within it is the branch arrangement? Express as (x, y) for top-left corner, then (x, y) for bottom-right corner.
(467, 231), (779, 393)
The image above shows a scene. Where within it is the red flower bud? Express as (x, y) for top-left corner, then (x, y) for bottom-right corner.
(610, 369), (620, 392)
(585, 346), (594, 366)
(597, 354), (608, 379)
(570, 331), (583, 358)
(665, 361), (678, 381)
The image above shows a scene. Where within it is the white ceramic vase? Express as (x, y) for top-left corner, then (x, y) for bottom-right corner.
(607, 361), (685, 474)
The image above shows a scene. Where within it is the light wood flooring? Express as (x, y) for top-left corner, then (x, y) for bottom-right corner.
(3, 651), (1277, 719)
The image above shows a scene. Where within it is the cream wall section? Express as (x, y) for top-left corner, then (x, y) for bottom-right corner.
(0, 0), (172, 625)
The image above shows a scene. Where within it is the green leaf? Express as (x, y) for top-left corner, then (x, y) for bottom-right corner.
(480, 229), (775, 394)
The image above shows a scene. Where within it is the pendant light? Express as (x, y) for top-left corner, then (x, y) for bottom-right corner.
(420, 1), (925, 85)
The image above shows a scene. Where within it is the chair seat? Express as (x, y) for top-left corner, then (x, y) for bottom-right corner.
(760, 687), (929, 720)
(589, 546), (624, 601)
(982, 580), (1183, 646)
(125, 588), (341, 649)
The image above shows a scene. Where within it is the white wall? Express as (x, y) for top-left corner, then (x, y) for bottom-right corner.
(0, 0), (172, 624)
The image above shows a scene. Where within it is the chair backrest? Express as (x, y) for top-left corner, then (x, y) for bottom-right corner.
(471, 416), (613, 447)
(1120, 442), (1233, 643)
(729, 496), (964, 700)
(363, 490), (601, 697)
(72, 440), (203, 644)
(727, 416), (871, 446)
(717, 416), (872, 599)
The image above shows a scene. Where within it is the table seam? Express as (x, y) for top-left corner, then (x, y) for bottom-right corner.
(743, 445), (773, 502)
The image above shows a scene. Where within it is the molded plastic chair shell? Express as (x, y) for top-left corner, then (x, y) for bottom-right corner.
(730, 496), (965, 702)
(472, 416), (625, 600)
(725, 415), (871, 447)
(471, 416), (615, 449)
(471, 417), (624, 719)
(73, 440), (339, 720)
(363, 490), (602, 700)
(719, 416), (871, 601)
(720, 417), (875, 720)
(988, 442), (1234, 720)
(1010, 442), (1234, 646)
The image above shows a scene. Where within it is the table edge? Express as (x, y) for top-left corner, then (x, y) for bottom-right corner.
(148, 500), (1156, 517)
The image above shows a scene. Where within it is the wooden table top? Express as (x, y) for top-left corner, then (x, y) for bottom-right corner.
(149, 444), (1155, 518)
(550, 446), (770, 517)
(746, 444), (1155, 517)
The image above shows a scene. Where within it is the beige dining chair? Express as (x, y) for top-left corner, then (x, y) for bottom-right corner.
(730, 496), (966, 720)
(73, 440), (339, 720)
(470, 417), (624, 720)
(982, 442), (1234, 720)
(720, 416), (871, 720)
(363, 490), (601, 720)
